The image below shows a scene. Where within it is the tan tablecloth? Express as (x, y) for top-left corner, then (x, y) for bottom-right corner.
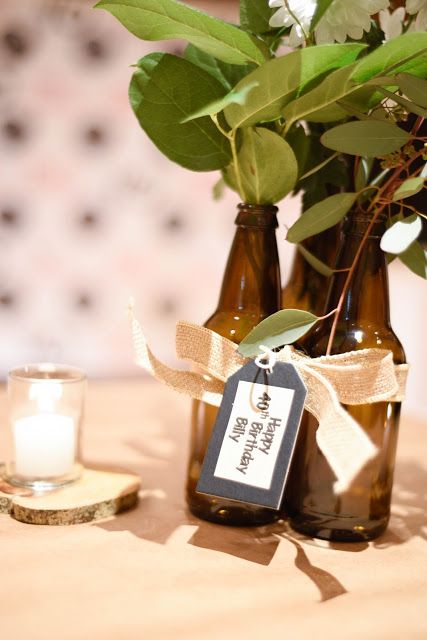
(0, 380), (426, 640)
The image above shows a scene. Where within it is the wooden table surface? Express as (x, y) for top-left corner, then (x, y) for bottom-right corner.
(1, 379), (426, 640)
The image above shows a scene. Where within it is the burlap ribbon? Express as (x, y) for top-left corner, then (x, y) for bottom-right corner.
(129, 308), (408, 493)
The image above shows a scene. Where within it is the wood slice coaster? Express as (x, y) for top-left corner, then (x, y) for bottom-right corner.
(0, 468), (140, 525)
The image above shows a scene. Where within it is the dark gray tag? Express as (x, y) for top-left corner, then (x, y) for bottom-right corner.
(196, 360), (307, 510)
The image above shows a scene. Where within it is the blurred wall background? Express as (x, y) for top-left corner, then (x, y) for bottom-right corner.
(0, 0), (426, 421)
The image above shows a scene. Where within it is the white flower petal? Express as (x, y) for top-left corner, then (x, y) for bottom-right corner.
(289, 23), (305, 47)
(415, 6), (427, 31)
(407, 0), (425, 15)
(269, 0), (284, 8)
(316, 0), (394, 44)
(269, 6), (290, 28)
(379, 7), (405, 40)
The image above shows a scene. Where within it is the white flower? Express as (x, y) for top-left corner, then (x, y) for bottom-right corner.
(268, 0), (317, 47)
(269, 0), (391, 45)
(379, 7), (405, 40)
(407, 0), (427, 32)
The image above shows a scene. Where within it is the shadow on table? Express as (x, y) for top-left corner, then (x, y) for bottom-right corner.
(93, 446), (426, 602)
(372, 460), (427, 549)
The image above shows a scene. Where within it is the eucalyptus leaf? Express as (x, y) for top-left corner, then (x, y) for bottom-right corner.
(224, 44), (366, 129)
(285, 124), (310, 177)
(236, 127), (298, 204)
(95, 0), (268, 65)
(399, 241), (427, 279)
(398, 73), (427, 108)
(392, 177), (425, 201)
(238, 309), (319, 357)
(184, 45), (255, 91)
(351, 32), (427, 84)
(283, 33), (427, 128)
(355, 157), (374, 192)
(282, 63), (358, 130)
(240, 0), (273, 34)
(182, 82), (259, 122)
(222, 163), (239, 193)
(299, 151), (339, 181)
(309, 0), (336, 31)
(287, 192), (357, 243)
(212, 177), (226, 201)
(130, 53), (231, 171)
(298, 244), (334, 277)
(321, 121), (411, 157)
(395, 55), (427, 79)
(380, 215), (423, 254)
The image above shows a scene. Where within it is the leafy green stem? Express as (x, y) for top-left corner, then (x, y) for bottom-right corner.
(230, 131), (247, 203)
(299, 151), (340, 181)
(211, 114), (248, 202)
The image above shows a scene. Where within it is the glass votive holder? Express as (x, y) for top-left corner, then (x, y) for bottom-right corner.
(4, 363), (86, 491)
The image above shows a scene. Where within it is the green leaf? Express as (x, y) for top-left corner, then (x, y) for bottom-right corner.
(222, 163), (239, 194)
(130, 53), (231, 171)
(351, 32), (427, 84)
(182, 82), (259, 122)
(240, 0), (273, 34)
(380, 214), (423, 254)
(237, 127), (298, 204)
(355, 157), (374, 192)
(287, 192), (357, 243)
(309, 0), (336, 31)
(282, 63), (358, 130)
(393, 55), (427, 79)
(297, 244), (334, 277)
(397, 73), (427, 109)
(184, 44), (255, 91)
(224, 44), (366, 129)
(392, 177), (425, 202)
(283, 33), (427, 129)
(212, 177), (226, 201)
(320, 121), (411, 157)
(399, 241), (427, 279)
(299, 151), (340, 181)
(95, 0), (268, 65)
(285, 124), (310, 177)
(238, 309), (319, 357)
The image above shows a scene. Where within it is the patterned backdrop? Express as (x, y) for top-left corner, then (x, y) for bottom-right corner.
(0, 0), (425, 420)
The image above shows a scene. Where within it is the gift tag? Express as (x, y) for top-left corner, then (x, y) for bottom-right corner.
(196, 359), (307, 510)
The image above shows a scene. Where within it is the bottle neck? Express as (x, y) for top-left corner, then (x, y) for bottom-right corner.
(217, 204), (281, 315)
(325, 213), (391, 326)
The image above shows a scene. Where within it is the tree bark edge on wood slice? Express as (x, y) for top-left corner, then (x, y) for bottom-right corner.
(0, 468), (141, 525)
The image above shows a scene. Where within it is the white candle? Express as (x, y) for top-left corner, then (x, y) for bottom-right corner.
(13, 414), (76, 478)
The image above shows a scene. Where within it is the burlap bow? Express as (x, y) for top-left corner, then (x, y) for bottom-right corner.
(129, 309), (408, 493)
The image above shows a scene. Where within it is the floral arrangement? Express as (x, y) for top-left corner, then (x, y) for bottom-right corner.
(95, 0), (426, 348)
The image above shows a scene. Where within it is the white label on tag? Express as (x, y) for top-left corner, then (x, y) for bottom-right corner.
(213, 380), (295, 490)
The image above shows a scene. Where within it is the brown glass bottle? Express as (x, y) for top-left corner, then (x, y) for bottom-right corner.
(283, 212), (405, 542)
(186, 203), (281, 526)
(282, 226), (340, 315)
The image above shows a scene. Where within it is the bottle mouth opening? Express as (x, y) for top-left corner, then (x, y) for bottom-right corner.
(238, 203), (278, 215)
(348, 209), (388, 223)
(235, 203), (279, 228)
(343, 210), (387, 238)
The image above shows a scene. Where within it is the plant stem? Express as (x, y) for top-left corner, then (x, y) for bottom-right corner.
(229, 131), (247, 203)
(211, 114), (247, 203)
(325, 142), (425, 355)
(325, 206), (383, 356)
